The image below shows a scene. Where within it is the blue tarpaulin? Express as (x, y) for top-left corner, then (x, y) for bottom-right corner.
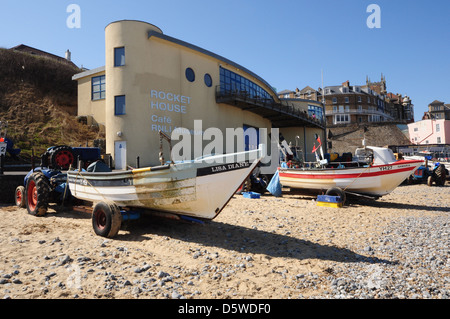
(267, 170), (282, 197)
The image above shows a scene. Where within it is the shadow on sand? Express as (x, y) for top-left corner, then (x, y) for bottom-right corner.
(47, 202), (397, 266)
(347, 196), (450, 212)
(110, 213), (395, 266)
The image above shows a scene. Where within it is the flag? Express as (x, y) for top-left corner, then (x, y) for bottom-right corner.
(315, 134), (322, 146)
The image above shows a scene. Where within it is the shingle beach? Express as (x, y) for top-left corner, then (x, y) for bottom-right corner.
(0, 183), (448, 300)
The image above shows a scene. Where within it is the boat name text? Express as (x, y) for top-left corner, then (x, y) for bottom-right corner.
(211, 162), (250, 173)
(197, 161), (251, 177)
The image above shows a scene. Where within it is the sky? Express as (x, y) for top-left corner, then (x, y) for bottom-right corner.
(1, 0), (449, 119)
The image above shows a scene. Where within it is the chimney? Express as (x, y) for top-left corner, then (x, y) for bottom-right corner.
(65, 49), (71, 61)
(342, 80), (350, 87)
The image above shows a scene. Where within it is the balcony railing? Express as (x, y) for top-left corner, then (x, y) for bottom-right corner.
(215, 86), (325, 129)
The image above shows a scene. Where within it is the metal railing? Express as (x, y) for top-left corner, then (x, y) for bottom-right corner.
(215, 86), (325, 128)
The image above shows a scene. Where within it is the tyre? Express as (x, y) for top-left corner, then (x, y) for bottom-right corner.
(15, 186), (26, 208)
(92, 201), (122, 238)
(26, 172), (50, 216)
(326, 187), (346, 205)
(50, 146), (75, 170)
(434, 164), (446, 186)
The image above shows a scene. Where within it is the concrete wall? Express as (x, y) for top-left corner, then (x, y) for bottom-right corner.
(76, 69), (106, 127)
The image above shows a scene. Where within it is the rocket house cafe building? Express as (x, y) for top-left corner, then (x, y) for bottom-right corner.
(73, 20), (325, 174)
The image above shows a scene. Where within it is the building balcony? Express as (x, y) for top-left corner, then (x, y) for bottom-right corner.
(215, 87), (325, 129)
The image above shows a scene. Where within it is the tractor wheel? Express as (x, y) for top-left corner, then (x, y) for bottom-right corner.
(15, 186), (26, 208)
(92, 201), (122, 238)
(326, 187), (346, 205)
(26, 172), (50, 216)
(50, 146), (75, 170)
(434, 164), (446, 186)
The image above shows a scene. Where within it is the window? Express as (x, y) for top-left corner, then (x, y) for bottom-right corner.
(92, 75), (105, 100)
(114, 47), (125, 67)
(436, 124), (440, 132)
(368, 115), (382, 122)
(334, 114), (350, 124)
(358, 96), (362, 103)
(115, 95), (126, 115)
(204, 73), (212, 87)
(219, 67), (273, 102)
(345, 97), (349, 103)
(308, 104), (323, 120)
(332, 97), (337, 104)
(186, 68), (195, 82)
(437, 137), (441, 143)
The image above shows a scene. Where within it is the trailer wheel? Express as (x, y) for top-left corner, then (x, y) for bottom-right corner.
(326, 187), (346, 205)
(26, 172), (50, 216)
(50, 146), (75, 170)
(15, 186), (26, 208)
(92, 201), (122, 238)
(427, 175), (433, 186)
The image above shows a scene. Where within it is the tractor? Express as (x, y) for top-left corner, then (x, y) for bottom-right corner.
(427, 163), (447, 186)
(407, 164), (432, 184)
(40, 145), (101, 170)
(15, 145), (102, 216)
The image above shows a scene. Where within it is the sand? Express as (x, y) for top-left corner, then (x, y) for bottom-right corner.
(0, 183), (448, 300)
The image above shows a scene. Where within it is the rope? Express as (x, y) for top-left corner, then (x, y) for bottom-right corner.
(71, 166), (108, 202)
(342, 162), (373, 192)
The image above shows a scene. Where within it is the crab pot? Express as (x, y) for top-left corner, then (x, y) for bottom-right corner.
(317, 195), (343, 208)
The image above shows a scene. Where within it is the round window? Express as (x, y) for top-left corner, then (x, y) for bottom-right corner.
(204, 73), (212, 87)
(185, 68), (195, 82)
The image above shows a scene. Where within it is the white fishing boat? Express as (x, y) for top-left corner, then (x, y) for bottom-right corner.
(67, 144), (263, 237)
(278, 145), (422, 201)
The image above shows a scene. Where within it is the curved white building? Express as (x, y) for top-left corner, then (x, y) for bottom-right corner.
(73, 20), (325, 173)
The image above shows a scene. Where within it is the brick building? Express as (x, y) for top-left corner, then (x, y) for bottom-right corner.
(280, 75), (414, 127)
(423, 100), (450, 120)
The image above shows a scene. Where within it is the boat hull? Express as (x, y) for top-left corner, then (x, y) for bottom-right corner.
(67, 149), (262, 220)
(279, 159), (422, 197)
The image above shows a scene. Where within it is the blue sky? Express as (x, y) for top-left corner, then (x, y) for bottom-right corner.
(1, 0), (449, 118)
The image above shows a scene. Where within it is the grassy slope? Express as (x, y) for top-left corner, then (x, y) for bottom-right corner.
(0, 48), (104, 161)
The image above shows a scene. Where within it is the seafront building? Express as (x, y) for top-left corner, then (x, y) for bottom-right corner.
(408, 119), (450, 145)
(279, 76), (414, 127)
(408, 100), (450, 145)
(72, 20), (325, 173)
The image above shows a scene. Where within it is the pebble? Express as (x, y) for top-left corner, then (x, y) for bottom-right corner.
(312, 215), (450, 299)
(0, 185), (448, 299)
